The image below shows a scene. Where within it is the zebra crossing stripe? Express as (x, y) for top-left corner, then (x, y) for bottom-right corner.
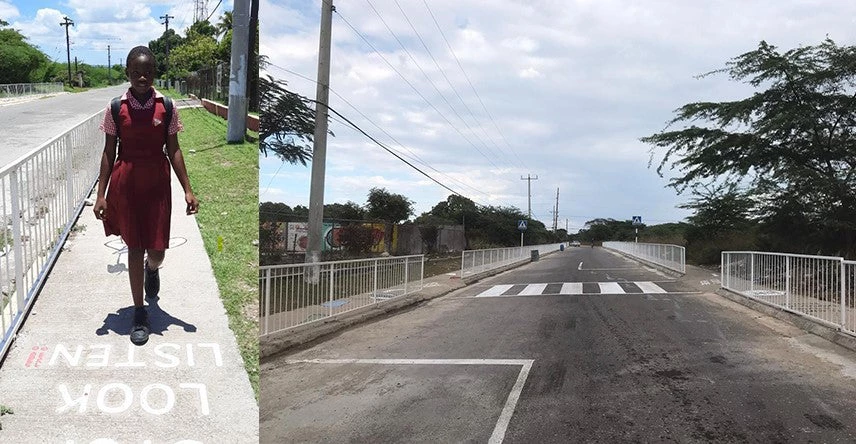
(475, 284), (514, 297)
(634, 281), (666, 294)
(519, 283), (548, 295)
(560, 283), (583, 295)
(598, 282), (625, 294)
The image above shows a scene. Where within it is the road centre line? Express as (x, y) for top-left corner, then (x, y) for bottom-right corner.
(285, 358), (535, 444)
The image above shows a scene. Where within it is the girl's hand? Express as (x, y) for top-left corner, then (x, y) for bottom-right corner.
(185, 191), (199, 215)
(93, 196), (108, 220)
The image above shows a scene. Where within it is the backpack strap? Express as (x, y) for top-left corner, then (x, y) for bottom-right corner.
(163, 96), (174, 145)
(110, 96), (122, 141)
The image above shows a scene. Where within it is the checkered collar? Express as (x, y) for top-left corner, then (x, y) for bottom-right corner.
(122, 88), (164, 110)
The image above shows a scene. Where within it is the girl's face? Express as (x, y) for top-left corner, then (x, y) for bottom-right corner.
(126, 55), (156, 96)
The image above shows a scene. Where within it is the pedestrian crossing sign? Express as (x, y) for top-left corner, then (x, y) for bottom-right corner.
(632, 216), (642, 226)
(518, 220), (527, 231)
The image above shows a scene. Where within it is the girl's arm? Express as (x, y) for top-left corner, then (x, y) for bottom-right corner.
(93, 135), (117, 220)
(166, 134), (199, 215)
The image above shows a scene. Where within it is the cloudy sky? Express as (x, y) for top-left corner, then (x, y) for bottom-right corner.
(1, 0), (232, 66)
(260, 0), (855, 232)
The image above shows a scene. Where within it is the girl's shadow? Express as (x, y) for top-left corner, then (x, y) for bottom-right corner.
(96, 296), (197, 338)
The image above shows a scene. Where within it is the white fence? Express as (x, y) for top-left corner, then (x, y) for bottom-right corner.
(722, 251), (855, 337)
(603, 241), (686, 274)
(259, 255), (424, 336)
(0, 111), (103, 358)
(0, 82), (64, 98)
(459, 243), (563, 278)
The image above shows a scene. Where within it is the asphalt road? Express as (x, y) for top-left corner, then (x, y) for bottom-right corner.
(261, 247), (856, 443)
(0, 84), (129, 167)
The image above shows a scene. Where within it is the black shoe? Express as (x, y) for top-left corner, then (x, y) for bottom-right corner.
(130, 307), (150, 345)
(144, 259), (160, 299)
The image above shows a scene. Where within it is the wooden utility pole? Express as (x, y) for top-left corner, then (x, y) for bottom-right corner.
(60, 16), (74, 86)
(160, 14), (174, 82)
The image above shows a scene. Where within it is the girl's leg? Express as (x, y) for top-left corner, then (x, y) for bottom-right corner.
(146, 249), (165, 269)
(127, 248), (145, 307)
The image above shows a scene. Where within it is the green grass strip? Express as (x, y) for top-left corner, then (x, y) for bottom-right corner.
(178, 107), (259, 400)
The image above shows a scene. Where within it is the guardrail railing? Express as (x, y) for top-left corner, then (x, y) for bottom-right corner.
(0, 111), (103, 358)
(0, 82), (64, 98)
(722, 251), (855, 337)
(459, 243), (563, 278)
(259, 255), (424, 336)
(603, 241), (686, 274)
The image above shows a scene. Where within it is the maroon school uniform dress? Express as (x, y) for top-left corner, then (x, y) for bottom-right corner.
(99, 89), (181, 250)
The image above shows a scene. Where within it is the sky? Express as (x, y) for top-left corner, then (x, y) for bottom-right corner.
(1, 0), (232, 67)
(259, 0), (856, 233)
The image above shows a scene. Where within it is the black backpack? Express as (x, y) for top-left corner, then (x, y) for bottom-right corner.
(110, 95), (174, 147)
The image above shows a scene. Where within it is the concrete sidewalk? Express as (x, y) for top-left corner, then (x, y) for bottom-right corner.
(0, 168), (258, 441)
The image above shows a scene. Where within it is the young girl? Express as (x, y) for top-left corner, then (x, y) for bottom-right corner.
(94, 46), (198, 345)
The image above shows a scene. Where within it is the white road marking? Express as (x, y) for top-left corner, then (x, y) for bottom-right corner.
(700, 280), (711, 286)
(634, 282), (667, 294)
(475, 284), (514, 297)
(598, 282), (625, 294)
(560, 283), (583, 295)
(577, 262), (583, 270)
(284, 358), (536, 444)
(519, 284), (548, 295)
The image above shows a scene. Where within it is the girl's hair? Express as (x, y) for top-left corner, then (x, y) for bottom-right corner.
(126, 46), (156, 67)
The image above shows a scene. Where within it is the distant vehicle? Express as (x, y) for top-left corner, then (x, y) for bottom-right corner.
(570, 241), (581, 247)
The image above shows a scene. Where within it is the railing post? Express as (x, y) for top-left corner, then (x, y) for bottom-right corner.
(750, 253), (755, 293)
(328, 264), (334, 317)
(65, 133), (75, 221)
(373, 258), (379, 302)
(263, 268), (271, 335)
(404, 257), (409, 294)
(841, 260), (846, 329)
(10, 170), (25, 309)
(785, 255), (791, 308)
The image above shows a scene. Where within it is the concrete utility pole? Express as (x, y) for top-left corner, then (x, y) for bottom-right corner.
(554, 188), (559, 231)
(226, 0), (251, 142)
(60, 16), (74, 86)
(305, 0), (334, 275)
(160, 15), (174, 82)
(521, 174), (538, 219)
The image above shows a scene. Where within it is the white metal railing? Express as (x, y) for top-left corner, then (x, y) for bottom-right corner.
(459, 243), (563, 278)
(0, 111), (103, 358)
(0, 82), (64, 98)
(722, 251), (855, 337)
(259, 255), (424, 336)
(603, 241), (686, 274)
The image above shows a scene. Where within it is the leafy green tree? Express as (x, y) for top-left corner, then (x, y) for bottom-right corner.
(0, 28), (50, 83)
(148, 29), (184, 78)
(168, 33), (219, 79)
(325, 202), (364, 221)
(643, 39), (856, 257)
(365, 188), (413, 224)
(260, 75), (320, 165)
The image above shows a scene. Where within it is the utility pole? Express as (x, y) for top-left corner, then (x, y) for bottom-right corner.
(226, 0), (250, 142)
(160, 14), (174, 83)
(60, 16), (74, 86)
(247, 0), (259, 112)
(305, 0), (334, 277)
(554, 187), (559, 231)
(107, 45), (111, 85)
(520, 174), (538, 219)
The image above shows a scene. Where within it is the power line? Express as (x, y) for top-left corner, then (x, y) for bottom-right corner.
(421, 0), (529, 171)
(334, 8), (504, 171)
(393, 0), (519, 170)
(267, 64), (490, 199)
(364, 0), (509, 173)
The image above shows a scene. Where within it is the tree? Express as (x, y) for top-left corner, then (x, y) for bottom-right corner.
(148, 29), (184, 77)
(167, 33), (219, 79)
(365, 188), (413, 224)
(325, 202), (364, 221)
(215, 12), (233, 39)
(643, 39), (856, 257)
(0, 28), (50, 83)
(260, 75), (321, 165)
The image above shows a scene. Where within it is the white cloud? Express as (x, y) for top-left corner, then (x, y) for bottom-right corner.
(0, 1), (19, 20)
(519, 67), (541, 78)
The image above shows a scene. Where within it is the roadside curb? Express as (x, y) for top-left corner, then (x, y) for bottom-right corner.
(715, 288), (856, 354)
